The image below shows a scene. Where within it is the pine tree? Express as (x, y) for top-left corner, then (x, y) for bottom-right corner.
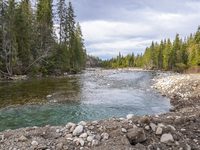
(65, 1), (76, 68)
(15, 0), (33, 73)
(0, 0), (18, 75)
(163, 39), (172, 70)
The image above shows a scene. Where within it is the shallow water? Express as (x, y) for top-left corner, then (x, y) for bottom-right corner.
(0, 69), (171, 132)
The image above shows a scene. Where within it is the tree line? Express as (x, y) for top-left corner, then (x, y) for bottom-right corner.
(102, 26), (200, 72)
(0, 0), (86, 77)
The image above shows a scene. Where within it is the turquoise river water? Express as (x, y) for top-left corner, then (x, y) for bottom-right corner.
(0, 69), (171, 132)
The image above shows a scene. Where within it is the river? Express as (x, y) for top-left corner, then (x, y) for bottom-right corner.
(0, 69), (171, 132)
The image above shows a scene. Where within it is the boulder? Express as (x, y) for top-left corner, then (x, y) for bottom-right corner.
(127, 127), (146, 145)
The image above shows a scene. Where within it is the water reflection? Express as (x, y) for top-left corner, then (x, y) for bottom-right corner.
(0, 76), (81, 108)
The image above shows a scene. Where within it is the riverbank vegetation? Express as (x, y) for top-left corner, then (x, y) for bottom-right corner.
(0, 0), (86, 77)
(102, 26), (200, 72)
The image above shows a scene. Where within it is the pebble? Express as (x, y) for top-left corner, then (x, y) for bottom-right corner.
(31, 141), (38, 146)
(65, 134), (72, 138)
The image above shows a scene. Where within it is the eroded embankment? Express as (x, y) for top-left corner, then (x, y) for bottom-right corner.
(0, 72), (200, 150)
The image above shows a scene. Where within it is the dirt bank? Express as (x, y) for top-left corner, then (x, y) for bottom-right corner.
(0, 72), (200, 150)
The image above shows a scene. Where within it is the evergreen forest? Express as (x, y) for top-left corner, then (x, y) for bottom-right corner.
(0, 0), (86, 77)
(102, 26), (200, 72)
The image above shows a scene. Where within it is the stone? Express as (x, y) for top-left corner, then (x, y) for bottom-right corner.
(156, 127), (163, 135)
(56, 143), (63, 150)
(74, 138), (84, 146)
(121, 136), (130, 145)
(88, 126), (95, 130)
(160, 134), (174, 143)
(66, 138), (73, 141)
(66, 122), (75, 129)
(31, 141), (38, 146)
(92, 140), (99, 146)
(65, 134), (72, 138)
(150, 123), (157, 132)
(18, 135), (28, 142)
(186, 144), (191, 150)
(139, 116), (150, 125)
(180, 128), (186, 132)
(127, 127), (146, 144)
(78, 121), (87, 126)
(87, 136), (94, 142)
(166, 125), (176, 131)
(73, 125), (83, 136)
(63, 145), (69, 150)
(74, 138), (80, 146)
(145, 125), (150, 130)
(127, 114), (134, 119)
(175, 117), (186, 125)
(101, 133), (109, 141)
(95, 134), (101, 141)
(122, 128), (127, 133)
(92, 121), (98, 125)
(79, 133), (87, 138)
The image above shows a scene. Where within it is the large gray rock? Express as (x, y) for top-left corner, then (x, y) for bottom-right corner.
(160, 133), (174, 143)
(127, 127), (146, 144)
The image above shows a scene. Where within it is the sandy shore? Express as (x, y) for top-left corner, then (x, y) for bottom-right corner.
(0, 71), (200, 150)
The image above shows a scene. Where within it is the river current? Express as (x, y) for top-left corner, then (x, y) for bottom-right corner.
(0, 69), (171, 132)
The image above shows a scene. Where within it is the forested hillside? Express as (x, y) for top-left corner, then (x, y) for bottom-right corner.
(102, 26), (200, 72)
(0, 0), (86, 77)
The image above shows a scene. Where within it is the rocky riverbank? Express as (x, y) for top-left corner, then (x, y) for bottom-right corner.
(1, 71), (200, 150)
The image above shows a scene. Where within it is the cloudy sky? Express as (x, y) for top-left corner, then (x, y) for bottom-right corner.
(70, 0), (200, 59)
